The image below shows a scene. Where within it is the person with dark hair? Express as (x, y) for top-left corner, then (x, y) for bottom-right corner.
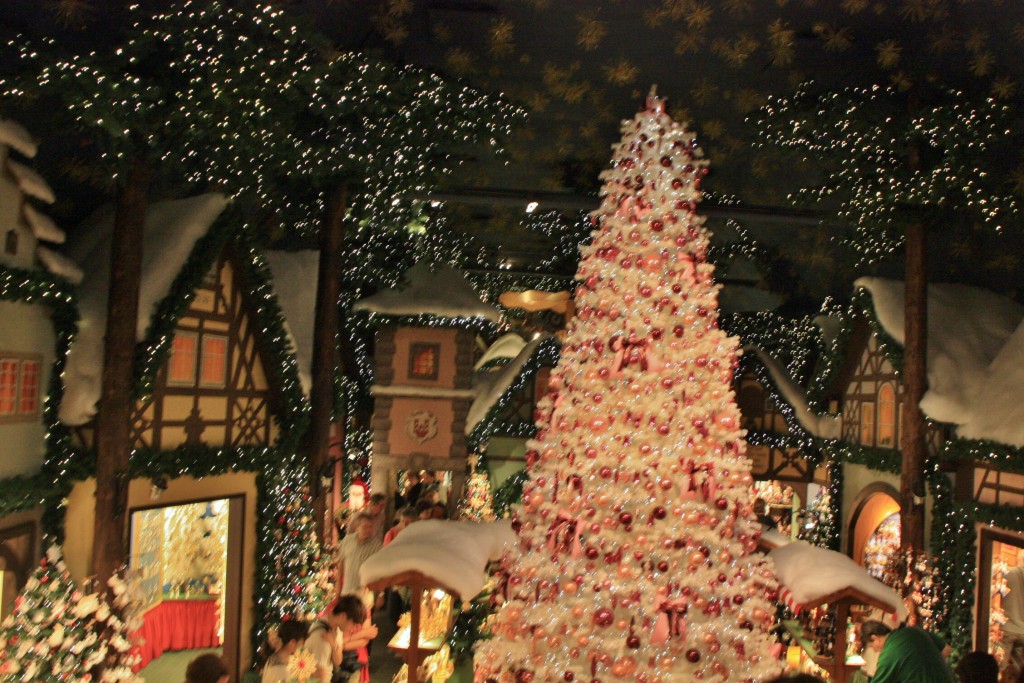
(365, 492), (388, 540)
(184, 652), (229, 683)
(955, 650), (999, 683)
(430, 502), (447, 520)
(262, 620), (310, 683)
(401, 471), (422, 507)
(860, 619), (954, 682)
(307, 595), (375, 683)
(415, 498), (435, 520)
(384, 506), (417, 547)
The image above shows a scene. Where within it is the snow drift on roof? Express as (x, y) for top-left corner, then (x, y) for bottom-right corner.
(264, 250), (318, 396)
(0, 119), (37, 158)
(353, 262), (500, 322)
(360, 520), (516, 600)
(856, 277), (1024, 444)
(58, 194), (229, 426)
(474, 333), (527, 370)
(466, 335), (548, 435)
(23, 203), (64, 243)
(748, 347), (840, 439)
(7, 159), (55, 204)
(770, 540), (907, 620)
(36, 246), (83, 285)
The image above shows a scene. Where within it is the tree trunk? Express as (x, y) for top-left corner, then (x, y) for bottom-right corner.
(92, 156), (151, 585)
(306, 183), (347, 541)
(900, 218), (927, 552)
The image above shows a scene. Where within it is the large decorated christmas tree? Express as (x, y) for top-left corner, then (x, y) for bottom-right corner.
(475, 90), (783, 683)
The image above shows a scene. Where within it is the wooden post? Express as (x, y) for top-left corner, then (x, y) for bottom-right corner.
(900, 218), (927, 552)
(306, 183), (347, 541)
(833, 600), (850, 683)
(409, 581), (424, 683)
(92, 155), (150, 585)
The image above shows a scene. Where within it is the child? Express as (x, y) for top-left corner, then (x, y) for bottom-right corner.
(384, 506), (417, 546)
(262, 620), (309, 683)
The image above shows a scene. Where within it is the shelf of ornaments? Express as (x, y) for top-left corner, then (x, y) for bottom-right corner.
(783, 619), (867, 682)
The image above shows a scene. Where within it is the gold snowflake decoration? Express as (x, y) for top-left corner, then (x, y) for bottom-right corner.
(767, 19), (796, 66)
(965, 28), (989, 54)
(687, 2), (714, 29)
(1011, 165), (1024, 196)
(541, 62), (590, 104)
(928, 26), (958, 54)
(386, 0), (413, 17)
(949, 239), (975, 261)
(734, 88), (768, 113)
(432, 22), (453, 43)
(1014, 23), (1024, 43)
(675, 30), (706, 54)
(713, 34), (760, 67)
(991, 77), (1017, 100)
(701, 119), (726, 139)
(876, 39), (902, 69)
(890, 71), (913, 91)
(445, 48), (476, 77)
(602, 58), (639, 86)
(524, 91), (550, 113)
(489, 18), (515, 58)
(51, 0), (94, 28)
(899, 0), (947, 22)
(374, 13), (408, 45)
(969, 51), (995, 77)
(814, 23), (854, 51)
(577, 11), (607, 51)
(841, 0), (870, 13)
(724, 0), (754, 18)
(693, 79), (720, 105)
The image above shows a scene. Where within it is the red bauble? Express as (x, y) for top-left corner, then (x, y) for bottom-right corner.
(652, 506), (667, 520)
(593, 608), (614, 627)
(715, 498), (729, 510)
(516, 671), (535, 683)
(627, 635), (641, 649)
(686, 649), (701, 663)
(619, 512), (633, 525)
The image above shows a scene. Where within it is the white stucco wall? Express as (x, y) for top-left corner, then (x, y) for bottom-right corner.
(0, 299), (55, 479)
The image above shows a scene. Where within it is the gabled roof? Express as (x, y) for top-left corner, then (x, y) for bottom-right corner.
(58, 194), (229, 426)
(264, 249), (319, 396)
(353, 262), (501, 322)
(474, 332), (527, 371)
(854, 277), (1024, 447)
(743, 347), (840, 440)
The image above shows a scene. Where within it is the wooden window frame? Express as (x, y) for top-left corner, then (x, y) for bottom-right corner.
(17, 358), (40, 416)
(168, 332), (198, 386)
(199, 334), (228, 388)
(408, 342), (440, 381)
(0, 353), (43, 423)
(876, 383), (897, 448)
(860, 402), (876, 447)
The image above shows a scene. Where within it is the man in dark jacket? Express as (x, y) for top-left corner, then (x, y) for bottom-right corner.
(860, 620), (953, 683)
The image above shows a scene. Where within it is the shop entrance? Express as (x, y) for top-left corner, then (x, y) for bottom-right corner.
(129, 497), (243, 682)
(849, 487), (901, 577)
(978, 528), (1024, 676)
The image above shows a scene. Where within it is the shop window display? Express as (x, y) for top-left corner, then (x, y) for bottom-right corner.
(863, 512), (901, 580)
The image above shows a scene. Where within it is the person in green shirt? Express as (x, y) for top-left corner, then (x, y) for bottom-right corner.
(861, 620), (954, 683)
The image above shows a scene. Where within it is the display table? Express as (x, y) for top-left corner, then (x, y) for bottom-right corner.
(132, 598), (221, 671)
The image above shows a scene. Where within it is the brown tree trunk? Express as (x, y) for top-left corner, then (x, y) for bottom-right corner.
(92, 156), (151, 585)
(900, 218), (927, 552)
(306, 183), (346, 541)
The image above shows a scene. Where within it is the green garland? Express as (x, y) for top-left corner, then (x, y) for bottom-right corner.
(492, 468), (528, 519)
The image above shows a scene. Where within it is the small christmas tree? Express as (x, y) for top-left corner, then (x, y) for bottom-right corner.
(461, 466), (497, 523)
(475, 89), (782, 683)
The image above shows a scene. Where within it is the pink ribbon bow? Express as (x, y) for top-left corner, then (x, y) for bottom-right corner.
(651, 596), (689, 645)
(546, 511), (584, 558)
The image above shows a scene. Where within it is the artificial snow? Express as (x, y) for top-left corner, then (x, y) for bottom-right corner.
(371, 385), (475, 398)
(360, 520), (516, 600)
(36, 246), (83, 285)
(813, 314), (843, 350)
(749, 347), (840, 439)
(264, 249), (319, 396)
(6, 159), (55, 204)
(0, 119), (37, 158)
(856, 277), (1024, 446)
(474, 333), (527, 370)
(23, 203), (65, 243)
(759, 527), (792, 550)
(769, 540), (908, 620)
(466, 335), (549, 435)
(58, 194), (229, 426)
(353, 262), (501, 322)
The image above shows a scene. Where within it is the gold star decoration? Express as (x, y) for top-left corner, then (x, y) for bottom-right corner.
(767, 19), (796, 66)
(814, 23), (854, 52)
(577, 11), (607, 51)
(489, 18), (515, 59)
(602, 58), (640, 87)
(876, 39), (902, 69)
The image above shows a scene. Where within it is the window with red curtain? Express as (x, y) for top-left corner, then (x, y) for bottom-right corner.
(0, 359), (18, 416)
(409, 343), (439, 380)
(200, 335), (227, 387)
(169, 333), (197, 385)
(18, 360), (40, 415)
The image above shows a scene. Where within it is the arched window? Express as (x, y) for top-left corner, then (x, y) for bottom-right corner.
(860, 402), (875, 447)
(877, 383), (897, 447)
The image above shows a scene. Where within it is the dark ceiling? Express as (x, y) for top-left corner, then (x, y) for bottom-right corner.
(5, 0), (1024, 306)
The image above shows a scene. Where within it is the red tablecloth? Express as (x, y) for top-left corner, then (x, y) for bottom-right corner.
(132, 599), (221, 671)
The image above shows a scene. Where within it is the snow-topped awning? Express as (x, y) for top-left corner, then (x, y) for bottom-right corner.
(58, 194), (229, 426)
(23, 203), (64, 244)
(6, 159), (55, 204)
(856, 277), (1024, 447)
(361, 520), (516, 601)
(474, 333), (527, 371)
(264, 250), (318, 397)
(467, 335), (554, 437)
(769, 541), (907, 620)
(353, 262), (501, 323)
(748, 347), (840, 439)
(0, 119), (38, 158)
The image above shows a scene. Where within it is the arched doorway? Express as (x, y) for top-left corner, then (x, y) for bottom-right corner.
(848, 484), (901, 576)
